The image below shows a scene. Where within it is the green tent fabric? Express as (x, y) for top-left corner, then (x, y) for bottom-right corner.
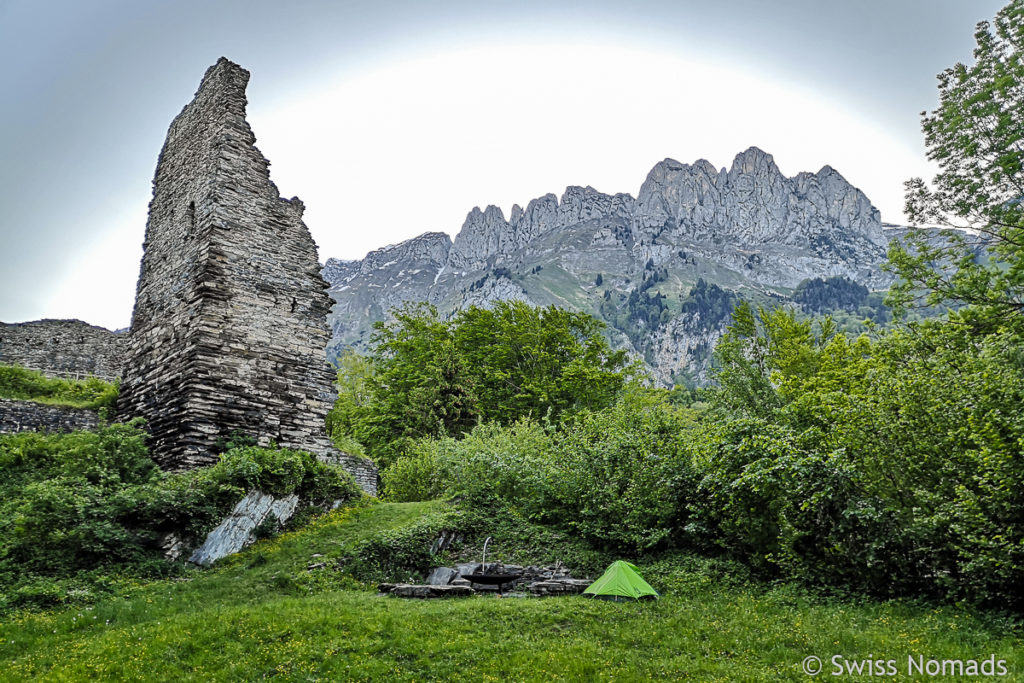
(583, 561), (659, 601)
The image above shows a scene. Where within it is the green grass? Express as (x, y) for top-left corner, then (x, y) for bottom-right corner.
(0, 364), (118, 409)
(1, 501), (1020, 682)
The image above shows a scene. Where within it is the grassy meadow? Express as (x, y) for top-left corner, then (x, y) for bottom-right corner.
(1, 501), (1019, 682)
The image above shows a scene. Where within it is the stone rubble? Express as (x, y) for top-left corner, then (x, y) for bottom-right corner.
(383, 562), (592, 599)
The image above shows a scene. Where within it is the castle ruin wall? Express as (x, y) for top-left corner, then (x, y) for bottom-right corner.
(117, 58), (376, 493)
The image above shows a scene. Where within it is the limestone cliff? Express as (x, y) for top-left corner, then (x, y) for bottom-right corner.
(324, 147), (899, 385)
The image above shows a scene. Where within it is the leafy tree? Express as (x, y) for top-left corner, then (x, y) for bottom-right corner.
(453, 300), (637, 424)
(338, 301), (639, 465)
(711, 302), (836, 418)
(889, 0), (1024, 327)
(326, 350), (375, 455)
(354, 303), (480, 466)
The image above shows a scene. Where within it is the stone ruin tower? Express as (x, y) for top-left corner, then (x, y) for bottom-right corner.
(119, 58), (375, 492)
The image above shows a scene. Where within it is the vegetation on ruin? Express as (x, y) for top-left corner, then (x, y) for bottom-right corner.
(0, 363), (118, 410)
(0, 423), (362, 613)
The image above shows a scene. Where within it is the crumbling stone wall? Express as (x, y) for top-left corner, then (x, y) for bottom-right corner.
(118, 58), (376, 494)
(0, 398), (100, 434)
(0, 319), (123, 380)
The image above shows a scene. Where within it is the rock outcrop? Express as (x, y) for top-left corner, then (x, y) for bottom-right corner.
(188, 490), (299, 567)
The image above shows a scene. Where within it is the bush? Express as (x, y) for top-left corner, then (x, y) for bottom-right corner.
(548, 391), (695, 553)
(346, 508), (461, 583)
(382, 390), (696, 555)
(380, 439), (450, 502)
(383, 419), (556, 512)
(0, 424), (364, 612)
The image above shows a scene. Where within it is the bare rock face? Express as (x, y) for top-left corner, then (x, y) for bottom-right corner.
(633, 147), (888, 288)
(326, 231), (452, 361)
(188, 490), (299, 567)
(449, 206), (512, 272)
(558, 186), (634, 226)
(117, 58), (376, 492)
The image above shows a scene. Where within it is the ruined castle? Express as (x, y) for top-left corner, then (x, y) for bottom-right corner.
(115, 58), (375, 492)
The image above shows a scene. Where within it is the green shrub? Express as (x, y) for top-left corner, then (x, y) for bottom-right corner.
(548, 391), (695, 553)
(382, 390), (696, 555)
(205, 444), (363, 503)
(346, 508), (461, 583)
(380, 439), (449, 502)
(0, 422), (169, 609)
(0, 424), (364, 612)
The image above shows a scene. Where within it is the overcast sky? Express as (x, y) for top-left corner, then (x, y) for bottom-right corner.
(0, 0), (1006, 330)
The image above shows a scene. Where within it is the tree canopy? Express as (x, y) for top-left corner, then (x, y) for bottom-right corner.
(889, 0), (1024, 327)
(329, 301), (640, 466)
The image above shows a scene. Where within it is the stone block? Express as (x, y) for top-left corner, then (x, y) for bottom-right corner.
(426, 566), (458, 586)
(390, 584), (475, 599)
(455, 562), (481, 577)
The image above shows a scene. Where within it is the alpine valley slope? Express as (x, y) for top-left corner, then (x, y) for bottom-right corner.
(323, 147), (905, 385)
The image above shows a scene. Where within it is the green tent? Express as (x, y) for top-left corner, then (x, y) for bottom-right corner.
(583, 561), (659, 601)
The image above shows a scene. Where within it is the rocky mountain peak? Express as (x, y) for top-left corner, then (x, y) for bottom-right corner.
(513, 193), (560, 235)
(558, 185), (634, 226)
(449, 205), (511, 271)
(729, 146), (782, 176)
(356, 231), (451, 278)
(323, 147), (898, 385)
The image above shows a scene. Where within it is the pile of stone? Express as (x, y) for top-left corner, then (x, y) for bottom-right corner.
(377, 583), (474, 599)
(379, 561), (591, 599)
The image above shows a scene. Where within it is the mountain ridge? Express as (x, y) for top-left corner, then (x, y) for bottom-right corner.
(324, 146), (898, 384)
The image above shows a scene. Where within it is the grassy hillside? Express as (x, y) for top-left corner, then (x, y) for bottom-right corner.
(0, 364), (117, 410)
(2, 501), (1019, 682)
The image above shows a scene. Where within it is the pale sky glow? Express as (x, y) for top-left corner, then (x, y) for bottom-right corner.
(253, 39), (929, 268)
(0, 1), (1006, 330)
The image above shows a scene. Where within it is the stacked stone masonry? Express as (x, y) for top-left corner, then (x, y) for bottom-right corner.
(0, 398), (100, 435)
(0, 319), (124, 380)
(117, 57), (376, 494)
